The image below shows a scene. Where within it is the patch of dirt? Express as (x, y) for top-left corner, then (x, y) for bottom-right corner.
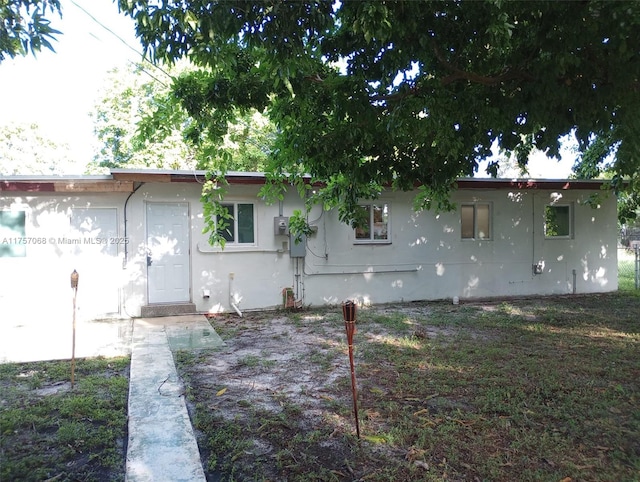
(193, 314), (351, 422)
(34, 381), (71, 396)
(175, 295), (640, 481)
(179, 303), (484, 481)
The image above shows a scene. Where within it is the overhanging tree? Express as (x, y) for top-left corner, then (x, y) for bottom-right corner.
(118, 0), (640, 232)
(89, 62), (198, 171)
(0, 0), (61, 61)
(89, 61), (275, 174)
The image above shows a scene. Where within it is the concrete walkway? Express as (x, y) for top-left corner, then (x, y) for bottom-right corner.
(0, 310), (224, 480)
(125, 315), (224, 482)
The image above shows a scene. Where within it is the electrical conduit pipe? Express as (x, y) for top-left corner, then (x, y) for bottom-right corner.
(229, 273), (242, 317)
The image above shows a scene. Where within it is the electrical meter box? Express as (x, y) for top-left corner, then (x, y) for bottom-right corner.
(289, 234), (306, 258)
(274, 216), (289, 235)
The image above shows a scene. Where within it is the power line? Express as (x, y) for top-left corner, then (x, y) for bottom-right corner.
(68, 0), (173, 83)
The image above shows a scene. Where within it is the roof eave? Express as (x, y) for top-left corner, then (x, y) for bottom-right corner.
(454, 178), (609, 190)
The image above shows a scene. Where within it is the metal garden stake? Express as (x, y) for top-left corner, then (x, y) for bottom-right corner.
(342, 300), (360, 439)
(70, 269), (79, 389)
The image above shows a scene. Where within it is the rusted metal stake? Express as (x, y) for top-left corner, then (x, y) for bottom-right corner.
(70, 270), (79, 389)
(345, 320), (360, 438)
(342, 300), (360, 439)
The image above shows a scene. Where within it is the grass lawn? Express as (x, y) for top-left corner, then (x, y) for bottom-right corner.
(1, 291), (637, 481)
(619, 248), (639, 292)
(0, 356), (130, 482)
(178, 293), (640, 481)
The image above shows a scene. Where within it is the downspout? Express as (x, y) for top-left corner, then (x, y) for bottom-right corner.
(121, 182), (144, 318)
(532, 192), (536, 275)
(123, 182), (144, 268)
(229, 273), (242, 317)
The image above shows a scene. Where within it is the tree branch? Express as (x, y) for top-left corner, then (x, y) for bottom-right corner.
(431, 41), (534, 86)
(362, 40), (537, 104)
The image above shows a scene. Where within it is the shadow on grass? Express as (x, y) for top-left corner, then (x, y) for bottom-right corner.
(179, 293), (640, 482)
(0, 356), (130, 482)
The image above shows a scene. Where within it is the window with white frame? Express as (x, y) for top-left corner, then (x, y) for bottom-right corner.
(355, 203), (390, 242)
(461, 203), (491, 240)
(217, 203), (255, 244)
(544, 204), (572, 238)
(0, 210), (26, 257)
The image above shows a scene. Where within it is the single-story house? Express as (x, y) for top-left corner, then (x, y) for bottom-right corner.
(0, 169), (618, 322)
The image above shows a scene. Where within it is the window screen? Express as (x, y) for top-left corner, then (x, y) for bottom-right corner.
(0, 210), (26, 257)
(218, 203), (255, 244)
(545, 205), (571, 237)
(355, 203), (389, 242)
(461, 203), (491, 240)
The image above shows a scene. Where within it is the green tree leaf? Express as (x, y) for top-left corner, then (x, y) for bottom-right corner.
(0, 0), (61, 61)
(117, 0), (640, 225)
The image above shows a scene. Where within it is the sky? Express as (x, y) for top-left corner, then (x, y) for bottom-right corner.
(0, 0), (143, 173)
(0, 0), (576, 178)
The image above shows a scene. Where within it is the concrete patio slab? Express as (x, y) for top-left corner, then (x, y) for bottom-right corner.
(0, 316), (132, 363)
(138, 315), (225, 351)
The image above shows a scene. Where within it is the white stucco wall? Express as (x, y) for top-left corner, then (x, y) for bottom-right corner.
(300, 188), (618, 306)
(1, 181), (619, 323)
(0, 192), (128, 326)
(121, 182), (300, 316)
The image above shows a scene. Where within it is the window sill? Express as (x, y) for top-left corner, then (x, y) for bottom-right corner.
(353, 241), (392, 246)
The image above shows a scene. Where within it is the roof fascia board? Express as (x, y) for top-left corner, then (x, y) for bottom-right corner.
(2, 170), (609, 192)
(1, 180), (134, 193)
(455, 178), (608, 190)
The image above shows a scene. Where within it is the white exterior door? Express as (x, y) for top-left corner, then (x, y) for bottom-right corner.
(146, 202), (190, 304)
